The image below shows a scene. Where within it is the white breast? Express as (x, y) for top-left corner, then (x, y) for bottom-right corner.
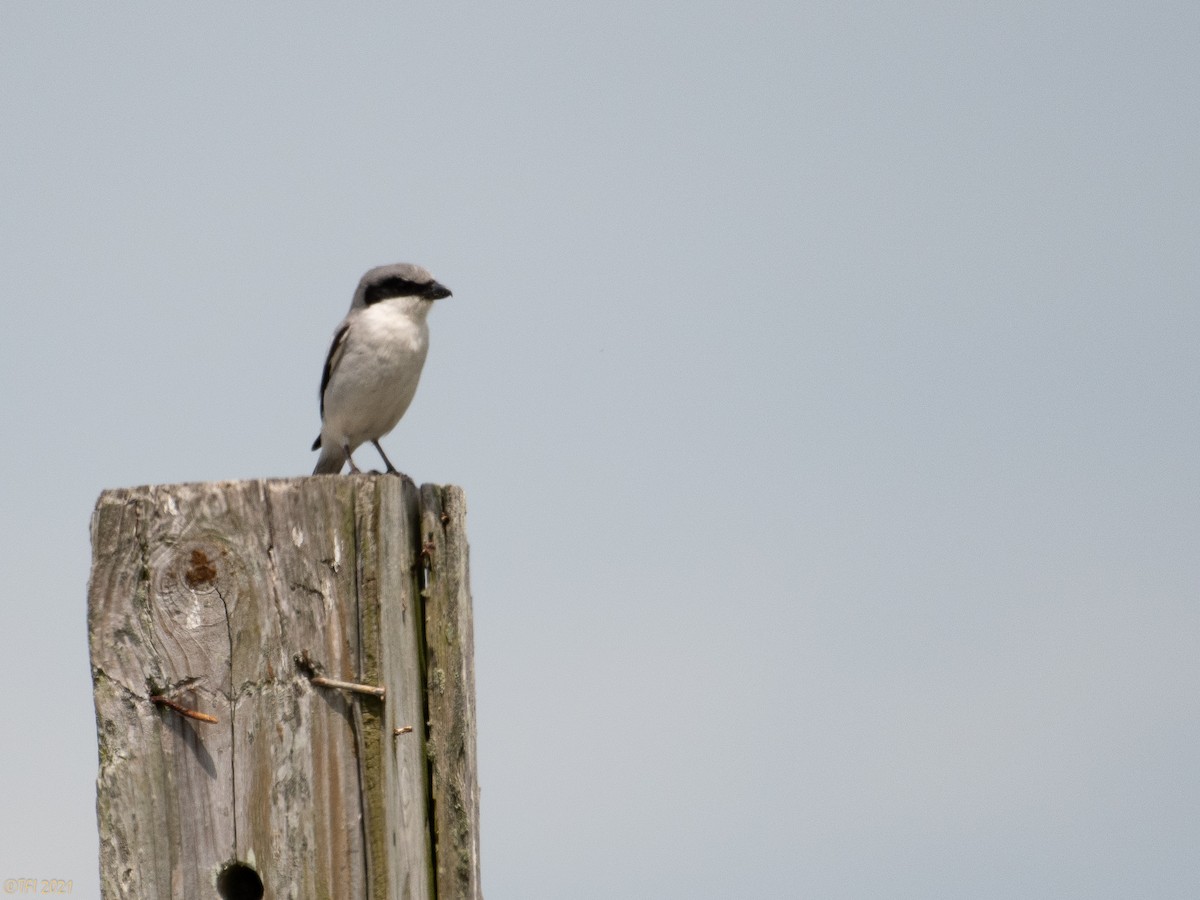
(321, 301), (431, 449)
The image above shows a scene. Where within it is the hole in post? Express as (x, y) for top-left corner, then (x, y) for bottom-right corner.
(217, 862), (263, 900)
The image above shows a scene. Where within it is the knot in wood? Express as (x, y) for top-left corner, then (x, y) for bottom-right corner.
(184, 548), (218, 588)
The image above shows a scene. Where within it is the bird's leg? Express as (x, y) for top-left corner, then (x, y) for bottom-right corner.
(372, 440), (400, 475)
(343, 444), (362, 475)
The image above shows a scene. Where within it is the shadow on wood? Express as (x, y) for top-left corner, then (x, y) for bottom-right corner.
(88, 477), (481, 900)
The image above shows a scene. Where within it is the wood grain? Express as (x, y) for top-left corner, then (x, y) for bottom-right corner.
(88, 477), (480, 900)
(419, 485), (482, 900)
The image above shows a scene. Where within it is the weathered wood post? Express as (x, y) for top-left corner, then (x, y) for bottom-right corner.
(87, 477), (481, 900)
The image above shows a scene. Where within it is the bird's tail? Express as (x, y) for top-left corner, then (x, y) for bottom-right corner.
(311, 439), (346, 475)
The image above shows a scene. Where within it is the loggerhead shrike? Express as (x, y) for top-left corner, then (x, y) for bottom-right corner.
(311, 263), (452, 475)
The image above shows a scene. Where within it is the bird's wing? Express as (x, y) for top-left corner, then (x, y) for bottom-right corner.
(319, 322), (351, 419)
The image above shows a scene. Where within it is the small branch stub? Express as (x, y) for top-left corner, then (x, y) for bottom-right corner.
(150, 695), (220, 724)
(295, 651), (386, 700)
(148, 676), (219, 724)
(311, 675), (386, 700)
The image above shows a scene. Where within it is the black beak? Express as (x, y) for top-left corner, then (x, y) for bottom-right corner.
(424, 281), (452, 300)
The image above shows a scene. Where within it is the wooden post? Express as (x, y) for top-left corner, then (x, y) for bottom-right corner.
(87, 477), (481, 900)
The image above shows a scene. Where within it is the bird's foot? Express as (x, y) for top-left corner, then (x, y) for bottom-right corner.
(371, 440), (403, 476)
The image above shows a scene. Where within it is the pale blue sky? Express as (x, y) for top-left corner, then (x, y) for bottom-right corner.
(2, 3), (1198, 897)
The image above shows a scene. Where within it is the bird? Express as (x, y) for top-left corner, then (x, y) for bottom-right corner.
(311, 263), (452, 475)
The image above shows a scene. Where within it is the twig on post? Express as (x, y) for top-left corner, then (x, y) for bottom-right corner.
(148, 676), (219, 724)
(295, 651), (387, 700)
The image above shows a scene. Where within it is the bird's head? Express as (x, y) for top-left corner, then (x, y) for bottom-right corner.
(351, 263), (452, 312)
